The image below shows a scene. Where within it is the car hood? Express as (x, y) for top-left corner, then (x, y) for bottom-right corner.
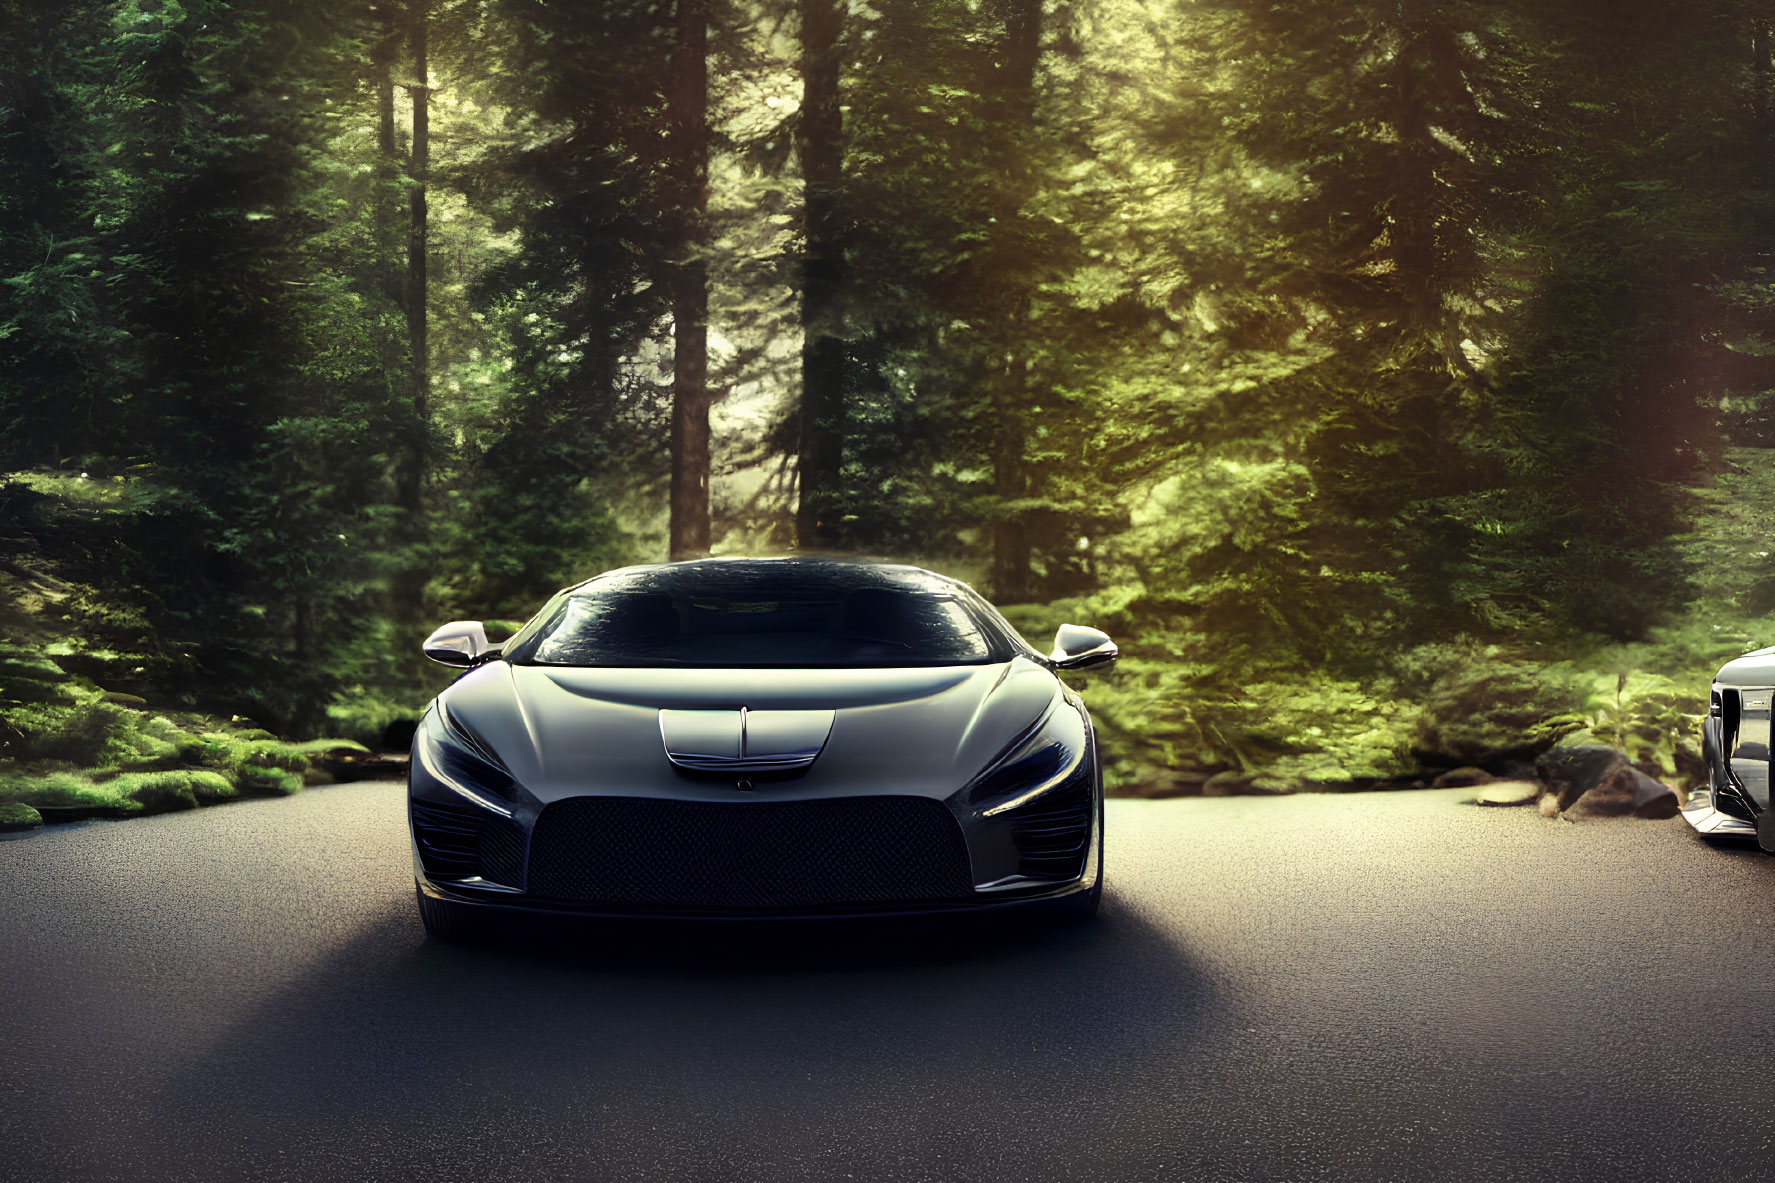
(1717, 645), (1775, 685)
(435, 658), (1064, 804)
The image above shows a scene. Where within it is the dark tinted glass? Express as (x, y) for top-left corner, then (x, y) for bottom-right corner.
(508, 562), (1010, 668)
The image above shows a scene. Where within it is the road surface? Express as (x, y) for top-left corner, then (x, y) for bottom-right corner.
(2, 784), (1772, 1181)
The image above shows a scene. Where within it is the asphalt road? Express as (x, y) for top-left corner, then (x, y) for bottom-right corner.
(3, 784), (1773, 1183)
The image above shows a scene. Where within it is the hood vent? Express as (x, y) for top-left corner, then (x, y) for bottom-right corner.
(659, 707), (834, 774)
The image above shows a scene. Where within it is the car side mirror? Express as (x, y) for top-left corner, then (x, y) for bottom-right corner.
(1050, 623), (1118, 671)
(423, 620), (496, 668)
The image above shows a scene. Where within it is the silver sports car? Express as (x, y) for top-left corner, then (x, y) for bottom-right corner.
(1691, 646), (1775, 852)
(408, 557), (1116, 937)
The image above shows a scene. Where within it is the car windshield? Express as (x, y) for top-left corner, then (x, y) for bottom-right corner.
(506, 562), (1012, 668)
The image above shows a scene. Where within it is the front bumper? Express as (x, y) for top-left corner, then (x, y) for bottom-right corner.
(1689, 714), (1762, 841)
(1679, 797), (1759, 839)
(409, 690), (1106, 917)
(416, 861), (1099, 925)
(408, 783), (1102, 922)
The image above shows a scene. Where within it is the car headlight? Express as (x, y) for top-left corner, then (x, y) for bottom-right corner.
(414, 706), (516, 815)
(966, 702), (1089, 815)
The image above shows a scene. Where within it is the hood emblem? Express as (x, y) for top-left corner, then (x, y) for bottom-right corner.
(658, 707), (834, 774)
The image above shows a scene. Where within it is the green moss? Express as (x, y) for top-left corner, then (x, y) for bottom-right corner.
(0, 655), (72, 683)
(234, 764), (304, 795)
(186, 770), (239, 803)
(0, 700), (362, 814)
(0, 697), (135, 764)
(240, 738), (310, 772)
(0, 801), (41, 830)
(0, 766), (254, 815)
(108, 770), (200, 812)
(0, 771), (138, 812)
(0, 681), (82, 707)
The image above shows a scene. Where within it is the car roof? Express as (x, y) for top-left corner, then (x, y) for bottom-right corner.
(566, 556), (980, 599)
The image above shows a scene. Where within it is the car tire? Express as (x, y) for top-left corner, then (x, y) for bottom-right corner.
(415, 884), (483, 943)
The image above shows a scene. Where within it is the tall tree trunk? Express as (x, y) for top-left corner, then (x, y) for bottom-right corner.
(1755, 18), (1774, 132)
(394, 0), (429, 618)
(795, 0), (845, 550)
(372, 8), (400, 307)
(371, 5), (403, 405)
(406, 0), (429, 447)
(986, 0), (1041, 601)
(668, 0), (711, 561)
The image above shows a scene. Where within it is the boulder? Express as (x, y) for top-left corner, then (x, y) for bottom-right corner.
(1434, 767), (1495, 788)
(1473, 780), (1541, 806)
(1563, 765), (1681, 821)
(1535, 744), (1631, 810)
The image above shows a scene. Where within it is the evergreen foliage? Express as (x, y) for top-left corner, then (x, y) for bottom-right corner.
(3, 0), (1773, 797)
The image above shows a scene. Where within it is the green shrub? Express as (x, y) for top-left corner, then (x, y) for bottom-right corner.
(324, 688), (425, 748)
(1398, 641), (1588, 768)
(1558, 668), (1703, 781)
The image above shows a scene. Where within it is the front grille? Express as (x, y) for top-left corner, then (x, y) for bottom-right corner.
(1007, 779), (1094, 880)
(479, 811), (527, 886)
(525, 795), (974, 909)
(411, 798), (526, 887)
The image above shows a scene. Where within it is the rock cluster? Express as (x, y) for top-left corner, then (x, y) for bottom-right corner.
(1456, 743), (1681, 821)
(1536, 744), (1681, 819)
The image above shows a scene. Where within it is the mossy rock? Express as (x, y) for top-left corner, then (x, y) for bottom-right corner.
(110, 771), (200, 813)
(0, 801), (42, 831)
(235, 764), (304, 795)
(187, 770), (239, 804)
(0, 770), (132, 812)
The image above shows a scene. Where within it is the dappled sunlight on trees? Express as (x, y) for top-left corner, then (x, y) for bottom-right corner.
(4, 0), (1775, 792)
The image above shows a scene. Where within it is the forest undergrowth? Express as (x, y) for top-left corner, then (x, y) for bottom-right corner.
(6, 447), (1774, 817)
(8, 1), (1775, 819)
